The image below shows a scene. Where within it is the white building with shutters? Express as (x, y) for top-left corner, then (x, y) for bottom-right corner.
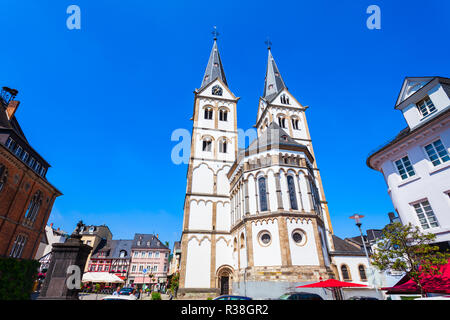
(368, 77), (450, 247)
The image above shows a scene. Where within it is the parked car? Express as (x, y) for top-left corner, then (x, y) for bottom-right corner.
(119, 288), (134, 296)
(415, 296), (450, 300)
(278, 292), (323, 300)
(101, 294), (137, 301)
(213, 295), (252, 300)
(347, 296), (379, 300)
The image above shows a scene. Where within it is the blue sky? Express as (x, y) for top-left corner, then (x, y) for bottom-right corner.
(1, 0), (449, 248)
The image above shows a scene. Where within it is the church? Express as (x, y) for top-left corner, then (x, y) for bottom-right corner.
(178, 37), (373, 299)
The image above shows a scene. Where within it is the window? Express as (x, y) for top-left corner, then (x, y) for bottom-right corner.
(165, 253), (168, 258)
(291, 229), (306, 246)
(132, 265), (136, 272)
(413, 200), (439, 229)
(395, 156), (415, 180)
(155, 251), (160, 258)
(204, 107), (213, 120)
(258, 177), (268, 212)
(139, 265), (143, 272)
(219, 109), (228, 121)
(0, 165), (7, 193)
(417, 97), (436, 118)
(153, 265), (158, 272)
(24, 191), (42, 224)
(358, 265), (367, 281)
(134, 252), (138, 257)
(425, 139), (449, 166)
(280, 94), (290, 105)
(202, 139), (212, 152)
(164, 264), (167, 272)
(292, 119), (299, 130)
(219, 139), (227, 153)
(5, 137), (15, 150)
(278, 117), (286, 128)
(9, 234), (27, 258)
(287, 175), (298, 210)
(15, 146), (23, 157)
(258, 230), (271, 247)
(148, 251), (153, 258)
(28, 157), (35, 168)
(21, 151), (29, 163)
(341, 265), (351, 281)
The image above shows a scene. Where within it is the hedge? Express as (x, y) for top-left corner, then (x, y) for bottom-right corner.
(0, 257), (39, 300)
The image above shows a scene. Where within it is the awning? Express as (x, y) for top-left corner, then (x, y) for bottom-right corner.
(82, 272), (125, 283)
(381, 260), (450, 294)
(297, 279), (368, 288)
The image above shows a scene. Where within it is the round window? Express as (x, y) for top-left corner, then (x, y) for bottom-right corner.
(258, 231), (272, 247)
(292, 229), (307, 246)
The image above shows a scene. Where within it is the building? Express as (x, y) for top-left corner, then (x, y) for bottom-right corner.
(178, 39), (370, 299)
(168, 241), (181, 276)
(128, 234), (170, 290)
(367, 77), (450, 249)
(109, 240), (133, 281)
(0, 87), (62, 260)
(78, 224), (113, 271)
(34, 223), (68, 261)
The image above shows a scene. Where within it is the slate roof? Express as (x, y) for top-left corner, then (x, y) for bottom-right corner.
(132, 233), (169, 250)
(331, 235), (365, 256)
(263, 48), (287, 102)
(109, 240), (133, 259)
(200, 40), (227, 89)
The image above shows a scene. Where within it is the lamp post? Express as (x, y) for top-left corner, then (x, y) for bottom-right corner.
(349, 214), (379, 293)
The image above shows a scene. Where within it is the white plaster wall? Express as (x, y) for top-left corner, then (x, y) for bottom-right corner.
(267, 170), (278, 212)
(332, 256), (371, 285)
(217, 166), (231, 195)
(381, 126), (450, 243)
(191, 163), (214, 194)
(252, 220), (282, 267)
(216, 236), (233, 272)
(247, 176), (257, 214)
(188, 200), (213, 230)
(216, 201), (230, 231)
(286, 218), (320, 266)
(184, 235), (211, 288)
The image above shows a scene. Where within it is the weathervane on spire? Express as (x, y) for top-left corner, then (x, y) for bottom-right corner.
(212, 26), (220, 40)
(265, 37), (272, 50)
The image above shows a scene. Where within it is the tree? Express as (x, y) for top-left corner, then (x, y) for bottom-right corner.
(371, 222), (450, 296)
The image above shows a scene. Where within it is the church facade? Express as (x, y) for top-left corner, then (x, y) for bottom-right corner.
(178, 39), (366, 299)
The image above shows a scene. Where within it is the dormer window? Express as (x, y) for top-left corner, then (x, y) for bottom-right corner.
(417, 97), (436, 118)
(15, 146), (23, 157)
(89, 226), (95, 233)
(281, 135), (288, 141)
(212, 85), (223, 96)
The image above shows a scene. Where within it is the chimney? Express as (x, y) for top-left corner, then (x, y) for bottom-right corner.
(156, 234), (159, 239)
(6, 100), (20, 119)
(50, 223), (54, 228)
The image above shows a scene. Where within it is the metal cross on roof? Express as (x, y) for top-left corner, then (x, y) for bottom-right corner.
(265, 37), (272, 50)
(212, 26), (220, 40)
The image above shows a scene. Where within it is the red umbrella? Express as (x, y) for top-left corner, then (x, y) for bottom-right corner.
(297, 279), (368, 288)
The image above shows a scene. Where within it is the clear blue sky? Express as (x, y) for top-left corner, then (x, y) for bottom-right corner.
(1, 1), (449, 248)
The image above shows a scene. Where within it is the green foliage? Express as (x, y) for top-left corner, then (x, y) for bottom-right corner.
(169, 272), (179, 294)
(371, 222), (450, 296)
(151, 292), (162, 300)
(206, 297), (213, 300)
(94, 283), (101, 293)
(0, 258), (39, 300)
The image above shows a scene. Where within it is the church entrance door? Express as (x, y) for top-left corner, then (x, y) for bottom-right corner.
(220, 276), (229, 295)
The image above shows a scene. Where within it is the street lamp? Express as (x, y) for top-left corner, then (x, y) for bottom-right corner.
(349, 214), (379, 293)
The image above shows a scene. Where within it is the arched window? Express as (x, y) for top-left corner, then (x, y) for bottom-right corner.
(0, 164), (7, 194)
(233, 238), (238, 252)
(292, 118), (299, 130)
(24, 191), (42, 224)
(202, 138), (212, 152)
(219, 138), (227, 153)
(287, 175), (298, 210)
(204, 107), (213, 120)
(280, 94), (290, 105)
(358, 265), (367, 281)
(341, 265), (351, 281)
(258, 177), (268, 212)
(278, 117), (286, 129)
(219, 109), (228, 121)
(240, 233), (245, 249)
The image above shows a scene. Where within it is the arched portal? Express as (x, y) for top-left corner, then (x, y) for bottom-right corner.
(216, 265), (234, 295)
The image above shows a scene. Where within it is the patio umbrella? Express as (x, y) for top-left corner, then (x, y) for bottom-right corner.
(296, 279), (368, 288)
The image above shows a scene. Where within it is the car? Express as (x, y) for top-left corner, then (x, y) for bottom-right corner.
(278, 292), (324, 300)
(213, 295), (252, 300)
(101, 294), (137, 301)
(347, 296), (379, 300)
(414, 296), (450, 300)
(118, 288), (134, 296)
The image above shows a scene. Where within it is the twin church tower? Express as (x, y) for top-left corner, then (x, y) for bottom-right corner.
(179, 37), (337, 299)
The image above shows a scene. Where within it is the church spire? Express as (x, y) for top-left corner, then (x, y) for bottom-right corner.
(200, 29), (228, 89)
(263, 44), (286, 102)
